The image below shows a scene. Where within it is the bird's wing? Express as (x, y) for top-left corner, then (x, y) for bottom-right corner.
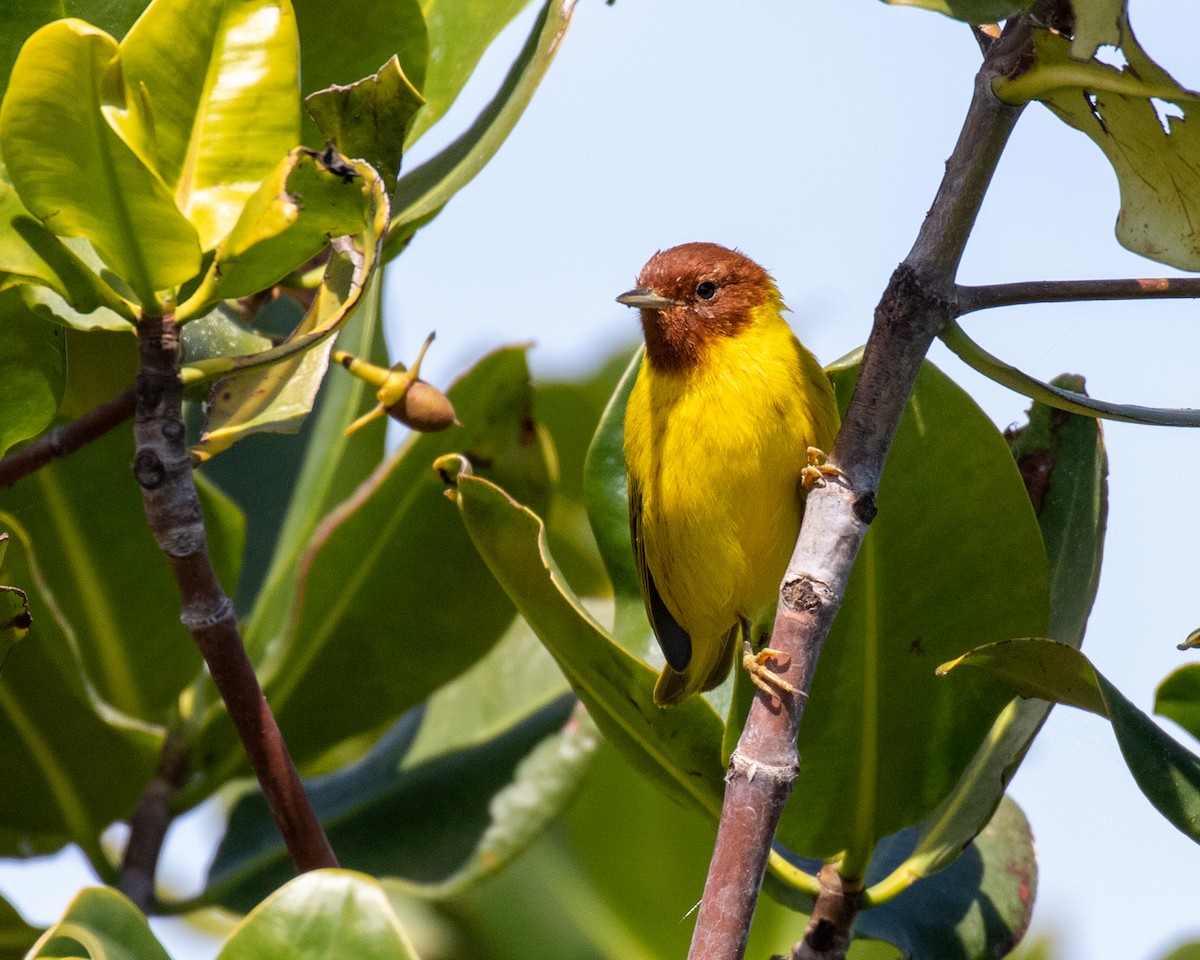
(628, 472), (692, 673)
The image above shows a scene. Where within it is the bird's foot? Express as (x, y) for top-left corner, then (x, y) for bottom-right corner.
(741, 644), (801, 700)
(801, 446), (843, 491)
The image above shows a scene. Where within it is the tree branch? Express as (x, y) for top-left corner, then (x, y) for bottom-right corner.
(119, 731), (189, 912)
(0, 387), (135, 490)
(133, 313), (337, 880)
(685, 19), (1035, 960)
(957, 276), (1200, 314)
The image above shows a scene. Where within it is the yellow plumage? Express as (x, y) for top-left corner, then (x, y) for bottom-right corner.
(619, 243), (839, 706)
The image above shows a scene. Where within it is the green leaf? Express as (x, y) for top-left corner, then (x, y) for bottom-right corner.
(181, 309), (275, 366)
(205, 693), (587, 912)
(942, 638), (1200, 843)
(0, 20), (201, 305)
(0, 290), (65, 457)
(306, 56), (425, 191)
(57, 328), (138, 420)
(582, 349), (650, 649)
(27, 887), (170, 960)
(294, 0), (428, 147)
(877, 0), (1029, 23)
(0, 522), (159, 867)
(384, 0), (576, 257)
(446, 741), (807, 960)
(186, 154), (389, 461)
(0, 174), (127, 314)
(187, 347), (553, 797)
(1003, 24), (1200, 270)
(0, 2), (146, 104)
(198, 285), (386, 617)
(854, 796), (1037, 960)
(180, 149), (386, 314)
(202, 617), (575, 910)
(216, 870), (418, 960)
(869, 377), (1108, 892)
(119, 0), (301, 251)
(406, 0), (533, 146)
(0, 894), (39, 960)
(440, 456), (728, 820)
(1158, 665), (1200, 743)
(0, 423), (242, 723)
(1070, 0), (1125, 61)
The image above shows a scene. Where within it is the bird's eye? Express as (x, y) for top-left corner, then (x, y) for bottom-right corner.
(696, 281), (717, 300)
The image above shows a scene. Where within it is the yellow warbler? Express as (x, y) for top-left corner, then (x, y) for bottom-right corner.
(618, 242), (840, 706)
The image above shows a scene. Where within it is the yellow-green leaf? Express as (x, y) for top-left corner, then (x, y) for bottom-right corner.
(0, 20), (201, 305)
(120, 0), (302, 250)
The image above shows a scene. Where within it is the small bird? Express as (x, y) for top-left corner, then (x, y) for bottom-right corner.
(618, 242), (840, 707)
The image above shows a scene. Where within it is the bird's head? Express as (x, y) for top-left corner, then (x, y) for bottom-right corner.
(616, 242), (779, 372)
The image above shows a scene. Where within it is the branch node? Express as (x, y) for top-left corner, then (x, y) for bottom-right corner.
(779, 577), (831, 614)
(180, 593), (235, 633)
(727, 750), (798, 786)
(852, 492), (877, 525)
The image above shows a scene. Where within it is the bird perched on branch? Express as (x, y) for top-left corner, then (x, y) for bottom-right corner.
(618, 242), (841, 707)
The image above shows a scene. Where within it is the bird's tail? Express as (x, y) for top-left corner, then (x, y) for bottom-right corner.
(652, 622), (739, 707)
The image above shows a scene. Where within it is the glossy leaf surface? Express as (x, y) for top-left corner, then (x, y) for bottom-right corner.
(0, 20), (201, 304)
(189, 347), (553, 794)
(1008, 25), (1200, 270)
(872, 377), (1108, 889)
(406, 0), (533, 145)
(294, 0), (427, 145)
(441, 457), (727, 819)
(218, 870), (418, 960)
(26, 887), (169, 960)
(855, 796), (1037, 959)
(942, 638), (1200, 843)
(306, 56), (425, 190)
(1158, 665), (1200, 743)
(187, 154), (388, 461)
(120, 0), (300, 251)
(206, 692), (586, 912)
(0, 291), (65, 458)
(0, 177), (122, 314)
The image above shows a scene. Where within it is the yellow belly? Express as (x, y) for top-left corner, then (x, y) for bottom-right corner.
(624, 313), (839, 646)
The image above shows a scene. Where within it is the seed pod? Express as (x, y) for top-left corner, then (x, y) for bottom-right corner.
(388, 379), (457, 432)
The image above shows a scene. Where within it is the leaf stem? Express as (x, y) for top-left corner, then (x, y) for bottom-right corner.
(133, 312), (337, 882)
(0, 387), (136, 490)
(685, 18), (1035, 960)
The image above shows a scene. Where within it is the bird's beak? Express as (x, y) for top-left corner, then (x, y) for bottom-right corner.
(616, 287), (679, 311)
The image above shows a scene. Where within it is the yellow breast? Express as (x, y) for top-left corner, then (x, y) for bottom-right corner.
(624, 305), (839, 641)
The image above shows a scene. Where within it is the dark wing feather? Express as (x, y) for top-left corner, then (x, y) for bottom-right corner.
(628, 473), (692, 672)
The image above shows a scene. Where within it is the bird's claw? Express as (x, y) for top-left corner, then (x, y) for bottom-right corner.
(801, 445), (843, 491)
(742, 645), (801, 700)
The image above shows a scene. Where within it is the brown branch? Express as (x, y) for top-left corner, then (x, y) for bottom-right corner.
(956, 276), (1200, 314)
(685, 18), (1036, 960)
(134, 313), (337, 880)
(787, 866), (863, 960)
(119, 731), (189, 912)
(0, 387), (135, 489)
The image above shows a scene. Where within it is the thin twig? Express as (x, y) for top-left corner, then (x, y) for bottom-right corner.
(957, 276), (1200, 314)
(119, 731), (189, 912)
(134, 313), (337, 880)
(0, 387), (135, 489)
(685, 18), (1036, 960)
